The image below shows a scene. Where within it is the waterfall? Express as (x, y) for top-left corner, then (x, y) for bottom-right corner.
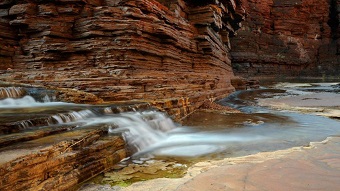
(42, 94), (52, 102)
(0, 95), (79, 108)
(79, 111), (177, 152)
(104, 107), (113, 114)
(0, 96), (37, 106)
(18, 120), (34, 130)
(0, 94), (267, 158)
(50, 110), (97, 124)
(114, 111), (176, 151)
(0, 87), (26, 99)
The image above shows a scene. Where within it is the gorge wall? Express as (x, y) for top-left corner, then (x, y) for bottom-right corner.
(1, 0), (340, 112)
(0, 1), (339, 190)
(231, 0), (340, 77)
(0, 0), (245, 119)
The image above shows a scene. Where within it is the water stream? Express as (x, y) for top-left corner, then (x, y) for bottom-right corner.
(1, 82), (340, 187)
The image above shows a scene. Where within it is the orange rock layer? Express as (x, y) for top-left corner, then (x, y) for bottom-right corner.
(0, 129), (127, 191)
(0, 0), (245, 119)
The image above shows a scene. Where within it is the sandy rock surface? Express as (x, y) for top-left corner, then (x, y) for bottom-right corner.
(81, 136), (340, 191)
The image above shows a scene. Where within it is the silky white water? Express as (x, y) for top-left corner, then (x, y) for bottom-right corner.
(1, 82), (340, 160)
(72, 110), (266, 157)
(0, 87), (25, 98)
(0, 93), (269, 158)
(0, 95), (79, 108)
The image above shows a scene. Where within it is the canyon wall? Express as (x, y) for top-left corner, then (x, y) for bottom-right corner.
(1, 0), (339, 111)
(0, 0), (244, 119)
(231, 0), (340, 77)
(0, 1), (245, 190)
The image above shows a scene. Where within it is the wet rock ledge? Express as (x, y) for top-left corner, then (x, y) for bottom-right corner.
(0, 129), (126, 191)
(0, 94), (152, 191)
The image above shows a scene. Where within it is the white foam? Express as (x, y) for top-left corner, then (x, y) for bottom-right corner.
(0, 87), (25, 98)
(0, 95), (79, 108)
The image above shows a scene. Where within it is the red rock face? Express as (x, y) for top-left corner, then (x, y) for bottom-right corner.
(0, 0), (244, 118)
(231, 0), (340, 77)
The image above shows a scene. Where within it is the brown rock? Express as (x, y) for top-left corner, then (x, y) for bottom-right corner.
(230, 0), (340, 77)
(9, 3), (36, 15)
(0, 0), (245, 120)
(0, 127), (128, 191)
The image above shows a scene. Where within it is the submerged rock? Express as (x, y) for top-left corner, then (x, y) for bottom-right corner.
(88, 160), (188, 188)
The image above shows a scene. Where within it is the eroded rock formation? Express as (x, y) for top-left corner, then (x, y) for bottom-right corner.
(0, 129), (127, 191)
(231, 0), (340, 77)
(0, 100), (151, 191)
(0, 0), (245, 119)
(0, 1), (245, 190)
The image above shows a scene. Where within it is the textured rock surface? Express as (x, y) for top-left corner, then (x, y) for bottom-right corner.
(0, 1), (245, 190)
(0, 0), (245, 119)
(231, 0), (340, 77)
(0, 100), (154, 191)
(80, 137), (340, 191)
(0, 129), (127, 191)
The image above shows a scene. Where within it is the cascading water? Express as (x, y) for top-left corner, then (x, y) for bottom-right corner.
(0, 87), (26, 99)
(107, 112), (174, 151)
(18, 120), (34, 130)
(0, 95), (81, 109)
(1, 83), (340, 160)
(50, 110), (97, 124)
(0, 95), (38, 106)
(0, 91), (267, 158)
(2, 83), (340, 190)
(72, 110), (266, 158)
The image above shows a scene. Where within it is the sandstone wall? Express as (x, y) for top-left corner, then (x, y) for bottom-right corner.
(231, 0), (340, 77)
(0, 129), (127, 191)
(0, 0), (244, 119)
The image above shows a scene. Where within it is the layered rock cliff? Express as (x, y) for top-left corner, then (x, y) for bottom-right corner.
(0, 0), (245, 119)
(231, 0), (340, 77)
(0, 1), (244, 190)
(0, 0), (339, 190)
(1, 0), (339, 110)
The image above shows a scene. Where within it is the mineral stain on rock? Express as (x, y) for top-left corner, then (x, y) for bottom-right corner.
(87, 160), (188, 188)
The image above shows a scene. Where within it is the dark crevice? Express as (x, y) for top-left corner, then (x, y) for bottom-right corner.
(186, 0), (212, 7)
(327, 0), (339, 39)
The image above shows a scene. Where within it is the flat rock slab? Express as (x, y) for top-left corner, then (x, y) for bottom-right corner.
(82, 136), (340, 191)
(259, 92), (340, 107)
(258, 92), (340, 118)
(175, 137), (340, 191)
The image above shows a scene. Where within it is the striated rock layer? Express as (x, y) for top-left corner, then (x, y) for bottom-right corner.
(0, 0), (245, 119)
(0, 1), (245, 190)
(0, 129), (127, 191)
(231, 0), (340, 77)
(0, 99), (151, 191)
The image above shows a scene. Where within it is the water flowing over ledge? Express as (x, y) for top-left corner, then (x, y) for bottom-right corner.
(0, 87), (26, 99)
(1, 81), (340, 190)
